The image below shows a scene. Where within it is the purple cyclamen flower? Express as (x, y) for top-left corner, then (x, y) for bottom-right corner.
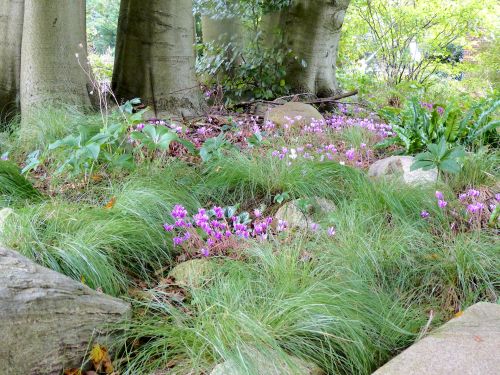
(327, 227), (336, 236)
(437, 107), (444, 116)
(173, 237), (184, 246)
(345, 148), (356, 161)
(163, 224), (174, 232)
(467, 189), (480, 198)
(495, 193), (500, 202)
(467, 203), (484, 214)
(136, 123), (145, 131)
(1, 154), (8, 161)
(438, 200), (448, 209)
(213, 206), (224, 219)
(310, 222), (320, 232)
(171, 205), (187, 219)
(200, 248), (210, 257)
(277, 220), (288, 232)
(435, 191), (444, 200)
(420, 211), (430, 218)
(254, 209), (262, 218)
(360, 143), (367, 149)
(458, 193), (467, 201)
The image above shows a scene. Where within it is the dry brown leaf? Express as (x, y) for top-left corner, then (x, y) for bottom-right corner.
(90, 344), (114, 374)
(104, 197), (116, 209)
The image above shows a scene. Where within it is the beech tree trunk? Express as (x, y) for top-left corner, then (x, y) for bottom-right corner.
(0, 247), (130, 375)
(281, 0), (350, 97)
(201, 15), (243, 47)
(20, 0), (91, 122)
(113, 0), (204, 117)
(0, 0), (24, 123)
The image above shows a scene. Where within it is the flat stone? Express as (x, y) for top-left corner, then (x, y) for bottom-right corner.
(275, 198), (335, 229)
(372, 302), (500, 375)
(368, 156), (437, 185)
(264, 102), (324, 128)
(168, 259), (214, 288)
(210, 349), (324, 375)
(275, 201), (309, 228)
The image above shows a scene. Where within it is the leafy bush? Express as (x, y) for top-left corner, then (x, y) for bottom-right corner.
(197, 39), (291, 103)
(379, 96), (500, 154)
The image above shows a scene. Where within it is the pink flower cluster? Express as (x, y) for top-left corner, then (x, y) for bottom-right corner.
(271, 142), (371, 167)
(325, 116), (394, 138)
(430, 189), (498, 230)
(164, 205), (277, 257)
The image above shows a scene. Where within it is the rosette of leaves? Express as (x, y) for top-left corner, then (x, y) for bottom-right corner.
(411, 137), (465, 178)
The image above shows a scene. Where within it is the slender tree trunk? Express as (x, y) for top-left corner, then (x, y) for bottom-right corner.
(0, 0), (24, 123)
(281, 0), (350, 97)
(20, 0), (92, 122)
(113, 0), (204, 118)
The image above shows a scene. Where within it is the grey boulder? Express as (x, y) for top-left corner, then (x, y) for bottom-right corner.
(0, 247), (131, 375)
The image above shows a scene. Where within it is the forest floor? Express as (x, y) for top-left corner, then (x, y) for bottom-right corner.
(0, 102), (498, 374)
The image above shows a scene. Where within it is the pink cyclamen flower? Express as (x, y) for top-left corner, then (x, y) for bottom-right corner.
(495, 193), (500, 202)
(435, 191), (444, 200)
(467, 189), (480, 198)
(173, 237), (184, 246)
(136, 123), (145, 131)
(467, 203), (484, 214)
(310, 222), (320, 232)
(163, 224), (174, 232)
(213, 206), (224, 219)
(327, 227), (336, 236)
(438, 200), (448, 209)
(254, 209), (261, 218)
(200, 248), (210, 257)
(345, 148), (356, 161)
(277, 220), (288, 232)
(420, 211), (430, 218)
(171, 205), (187, 219)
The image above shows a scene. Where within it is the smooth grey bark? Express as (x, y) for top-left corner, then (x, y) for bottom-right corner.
(280, 0), (351, 97)
(0, 247), (130, 375)
(201, 15), (243, 47)
(113, 0), (204, 117)
(20, 0), (92, 123)
(0, 0), (24, 123)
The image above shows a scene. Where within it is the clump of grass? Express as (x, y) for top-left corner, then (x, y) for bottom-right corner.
(0, 160), (42, 207)
(13, 105), (103, 155)
(117, 243), (424, 375)
(447, 148), (499, 192)
(1, 164), (202, 296)
(199, 151), (364, 206)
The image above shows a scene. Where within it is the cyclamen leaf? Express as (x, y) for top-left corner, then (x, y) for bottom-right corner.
(439, 159), (461, 174)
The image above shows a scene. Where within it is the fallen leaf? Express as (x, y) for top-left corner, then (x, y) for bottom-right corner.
(454, 311), (463, 318)
(104, 197), (116, 209)
(91, 174), (103, 182)
(90, 344), (114, 374)
(63, 369), (82, 375)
